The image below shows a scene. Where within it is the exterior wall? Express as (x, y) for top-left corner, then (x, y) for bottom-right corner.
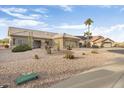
(9, 36), (54, 48)
(102, 42), (112, 47)
(54, 38), (63, 49)
(63, 38), (79, 48)
(54, 38), (79, 49)
(33, 38), (53, 48)
(9, 35), (79, 49)
(9, 36), (29, 48)
(93, 42), (102, 47)
(102, 39), (114, 47)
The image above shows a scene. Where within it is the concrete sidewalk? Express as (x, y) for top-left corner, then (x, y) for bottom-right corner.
(51, 62), (124, 88)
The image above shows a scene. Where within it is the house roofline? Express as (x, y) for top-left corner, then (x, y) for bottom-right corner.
(8, 27), (58, 35)
(102, 38), (115, 42)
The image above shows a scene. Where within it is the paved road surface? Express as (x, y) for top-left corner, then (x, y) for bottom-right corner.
(51, 61), (124, 88)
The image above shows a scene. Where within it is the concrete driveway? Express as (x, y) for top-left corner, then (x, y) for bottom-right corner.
(51, 61), (124, 88)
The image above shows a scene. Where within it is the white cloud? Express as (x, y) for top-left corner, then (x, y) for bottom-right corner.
(0, 7), (27, 13)
(97, 5), (112, 8)
(0, 7), (43, 20)
(52, 23), (124, 42)
(33, 8), (48, 13)
(0, 18), (47, 27)
(93, 24), (124, 42)
(49, 23), (88, 36)
(32, 8), (49, 18)
(0, 18), (49, 39)
(59, 5), (73, 12)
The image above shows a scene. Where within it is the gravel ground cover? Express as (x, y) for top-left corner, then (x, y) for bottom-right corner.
(0, 48), (124, 88)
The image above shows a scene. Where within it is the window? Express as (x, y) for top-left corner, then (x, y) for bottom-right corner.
(18, 39), (23, 45)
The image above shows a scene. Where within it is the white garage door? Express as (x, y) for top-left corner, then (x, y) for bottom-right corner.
(103, 43), (112, 48)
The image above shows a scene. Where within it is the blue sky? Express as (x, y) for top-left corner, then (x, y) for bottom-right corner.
(0, 5), (124, 42)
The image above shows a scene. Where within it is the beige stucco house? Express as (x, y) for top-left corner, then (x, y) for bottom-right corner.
(77, 36), (115, 48)
(8, 27), (80, 49)
(91, 36), (115, 47)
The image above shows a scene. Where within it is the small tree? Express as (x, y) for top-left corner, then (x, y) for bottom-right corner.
(84, 18), (93, 48)
(2, 41), (5, 46)
(84, 31), (92, 48)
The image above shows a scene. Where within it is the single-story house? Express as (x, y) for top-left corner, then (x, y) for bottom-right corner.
(8, 27), (80, 49)
(76, 36), (115, 48)
(101, 38), (115, 48)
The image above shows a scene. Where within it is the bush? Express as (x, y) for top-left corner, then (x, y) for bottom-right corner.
(86, 42), (91, 48)
(91, 50), (99, 54)
(64, 51), (75, 59)
(92, 45), (99, 48)
(82, 52), (86, 55)
(45, 46), (52, 54)
(67, 46), (72, 50)
(114, 44), (119, 47)
(114, 43), (124, 48)
(34, 54), (39, 59)
(4, 45), (9, 48)
(12, 44), (32, 52)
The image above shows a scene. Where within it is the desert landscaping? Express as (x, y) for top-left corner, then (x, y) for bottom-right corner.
(0, 47), (124, 88)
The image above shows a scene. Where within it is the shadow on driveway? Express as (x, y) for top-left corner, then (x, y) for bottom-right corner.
(108, 49), (124, 55)
(110, 57), (124, 65)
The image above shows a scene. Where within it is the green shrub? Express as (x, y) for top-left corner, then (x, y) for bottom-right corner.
(34, 54), (39, 59)
(91, 50), (99, 54)
(67, 46), (72, 50)
(4, 45), (9, 48)
(12, 44), (32, 52)
(64, 51), (75, 59)
(92, 45), (99, 48)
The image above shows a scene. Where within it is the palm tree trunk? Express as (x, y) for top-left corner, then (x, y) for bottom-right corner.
(87, 25), (90, 48)
(88, 25), (90, 32)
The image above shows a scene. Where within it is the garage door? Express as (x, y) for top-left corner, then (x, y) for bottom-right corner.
(103, 43), (112, 48)
(33, 40), (41, 48)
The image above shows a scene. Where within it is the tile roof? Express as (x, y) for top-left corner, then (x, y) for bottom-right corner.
(102, 38), (114, 42)
(76, 35), (114, 43)
(93, 38), (105, 43)
(90, 36), (104, 42)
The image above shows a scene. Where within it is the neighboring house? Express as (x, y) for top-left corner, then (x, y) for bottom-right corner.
(76, 36), (115, 48)
(101, 38), (115, 48)
(8, 27), (80, 49)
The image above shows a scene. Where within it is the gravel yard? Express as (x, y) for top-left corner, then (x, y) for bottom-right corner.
(0, 48), (124, 88)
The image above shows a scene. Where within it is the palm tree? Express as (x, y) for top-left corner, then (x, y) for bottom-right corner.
(84, 18), (93, 47)
(84, 18), (93, 32)
(84, 31), (92, 37)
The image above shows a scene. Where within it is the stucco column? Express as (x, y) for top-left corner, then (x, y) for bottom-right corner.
(60, 38), (64, 49)
(9, 36), (13, 49)
(77, 41), (79, 48)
